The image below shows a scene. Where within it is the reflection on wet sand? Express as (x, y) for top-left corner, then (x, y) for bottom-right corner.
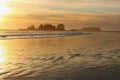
(0, 32), (120, 80)
(0, 47), (5, 63)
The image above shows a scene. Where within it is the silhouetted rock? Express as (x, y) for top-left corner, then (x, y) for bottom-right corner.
(81, 27), (101, 32)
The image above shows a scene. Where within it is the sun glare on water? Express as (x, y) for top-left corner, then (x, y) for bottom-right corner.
(0, 0), (10, 21)
(0, 47), (5, 63)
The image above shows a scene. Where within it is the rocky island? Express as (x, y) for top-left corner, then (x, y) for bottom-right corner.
(81, 27), (102, 32)
(20, 24), (65, 31)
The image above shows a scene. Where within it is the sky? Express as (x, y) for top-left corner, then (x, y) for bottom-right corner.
(0, 0), (120, 31)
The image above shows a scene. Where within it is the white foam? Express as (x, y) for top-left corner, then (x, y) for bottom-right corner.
(0, 31), (90, 39)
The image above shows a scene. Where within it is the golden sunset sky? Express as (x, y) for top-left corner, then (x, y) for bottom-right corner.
(0, 0), (120, 31)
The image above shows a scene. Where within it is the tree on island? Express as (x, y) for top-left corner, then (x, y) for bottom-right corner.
(56, 24), (65, 31)
(38, 24), (44, 30)
(38, 24), (56, 31)
(25, 23), (65, 31)
(27, 25), (35, 30)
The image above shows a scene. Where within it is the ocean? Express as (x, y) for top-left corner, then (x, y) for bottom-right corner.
(0, 31), (120, 80)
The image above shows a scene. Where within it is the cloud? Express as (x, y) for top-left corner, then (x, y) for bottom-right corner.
(2, 0), (120, 30)
(7, 0), (120, 14)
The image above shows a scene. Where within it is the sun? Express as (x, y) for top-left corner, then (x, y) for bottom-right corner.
(0, 0), (10, 21)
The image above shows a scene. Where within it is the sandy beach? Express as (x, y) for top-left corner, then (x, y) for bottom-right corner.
(0, 32), (120, 80)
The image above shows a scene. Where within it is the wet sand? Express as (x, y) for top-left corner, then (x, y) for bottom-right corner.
(0, 32), (120, 80)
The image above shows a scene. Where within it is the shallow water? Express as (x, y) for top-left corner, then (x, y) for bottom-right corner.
(0, 31), (87, 39)
(0, 32), (120, 80)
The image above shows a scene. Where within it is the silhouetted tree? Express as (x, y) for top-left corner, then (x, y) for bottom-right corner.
(38, 24), (56, 31)
(57, 24), (65, 31)
(38, 24), (44, 30)
(27, 25), (35, 30)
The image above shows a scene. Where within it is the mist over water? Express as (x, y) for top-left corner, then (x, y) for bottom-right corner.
(0, 31), (120, 80)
